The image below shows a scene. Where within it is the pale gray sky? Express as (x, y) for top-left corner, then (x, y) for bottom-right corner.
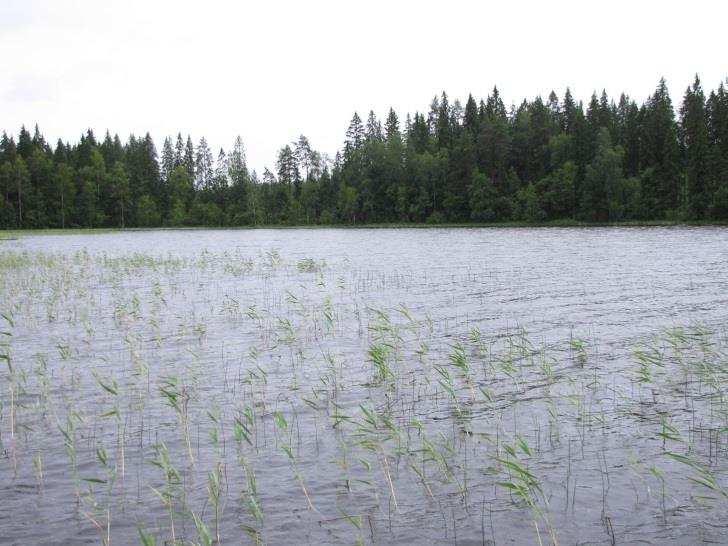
(1, 0), (726, 172)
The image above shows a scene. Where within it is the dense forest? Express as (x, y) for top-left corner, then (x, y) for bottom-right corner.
(1, 76), (727, 229)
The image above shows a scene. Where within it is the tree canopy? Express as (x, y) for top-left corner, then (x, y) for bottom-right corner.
(2, 76), (727, 229)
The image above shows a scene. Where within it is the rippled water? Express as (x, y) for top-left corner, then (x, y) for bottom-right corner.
(1, 227), (727, 545)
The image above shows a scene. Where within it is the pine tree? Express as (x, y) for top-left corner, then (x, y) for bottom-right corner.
(277, 145), (300, 188)
(294, 135), (314, 178)
(262, 168), (276, 184)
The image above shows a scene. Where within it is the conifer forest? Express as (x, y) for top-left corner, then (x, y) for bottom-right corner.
(2, 76), (728, 229)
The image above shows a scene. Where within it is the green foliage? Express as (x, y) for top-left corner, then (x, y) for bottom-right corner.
(537, 161), (576, 219)
(136, 195), (160, 227)
(469, 170), (499, 222)
(516, 183), (545, 223)
(1, 76), (727, 229)
(580, 129), (626, 222)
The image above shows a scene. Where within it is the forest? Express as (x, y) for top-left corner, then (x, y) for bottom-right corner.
(1, 76), (727, 229)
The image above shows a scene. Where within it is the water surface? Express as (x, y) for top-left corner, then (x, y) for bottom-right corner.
(1, 227), (727, 545)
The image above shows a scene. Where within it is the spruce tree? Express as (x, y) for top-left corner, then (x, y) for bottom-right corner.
(707, 82), (728, 218)
(640, 78), (681, 217)
(213, 148), (228, 194)
(616, 94), (641, 177)
(385, 108), (401, 143)
(228, 136), (249, 185)
(365, 111), (383, 142)
(463, 94), (479, 138)
(194, 137), (214, 190)
(581, 128), (625, 221)
(344, 113), (364, 156)
(228, 136), (250, 224)
(436, 92), (452, 148)
(680, 75), (710, 218)
(161, 137), (175, 183)
(562, 88), (578, 134)
(184, 136), (195, 180)
(16, 126), (33, 159)
(547, 91), (561, 128)
(476, 91), (510, 186)
(486, 86), (507, 119)
(174, 134), (185, 167)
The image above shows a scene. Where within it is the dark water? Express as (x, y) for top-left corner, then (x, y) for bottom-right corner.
(1, 227), (727, 545)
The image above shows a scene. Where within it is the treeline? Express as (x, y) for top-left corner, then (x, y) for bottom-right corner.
(1, 76), (728, 229)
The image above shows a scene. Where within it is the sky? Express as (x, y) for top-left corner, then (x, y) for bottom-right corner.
(1, 0), (726, 173)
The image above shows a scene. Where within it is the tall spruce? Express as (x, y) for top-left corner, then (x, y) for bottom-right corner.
(707, 82), (728, 218)
(680, 76), (711, 218)
(194, 137), (214, 190)
(641, 78), (682, 217)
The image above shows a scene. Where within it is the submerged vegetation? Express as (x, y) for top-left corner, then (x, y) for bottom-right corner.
(2, 76), (728, 230)
(0, 238), (727, 544)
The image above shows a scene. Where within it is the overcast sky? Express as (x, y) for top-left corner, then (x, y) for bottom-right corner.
(1, 0), (726, 172)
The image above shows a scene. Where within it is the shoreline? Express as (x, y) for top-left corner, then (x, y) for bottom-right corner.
(2, 220), (728, 237)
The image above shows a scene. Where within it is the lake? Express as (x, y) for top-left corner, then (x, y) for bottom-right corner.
(1, 227), (727, 544)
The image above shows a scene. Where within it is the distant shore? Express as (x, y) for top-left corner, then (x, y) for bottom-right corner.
(2, 220), (728, 238)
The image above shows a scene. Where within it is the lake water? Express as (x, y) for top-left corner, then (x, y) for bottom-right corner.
(1, 227), (727, 545)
